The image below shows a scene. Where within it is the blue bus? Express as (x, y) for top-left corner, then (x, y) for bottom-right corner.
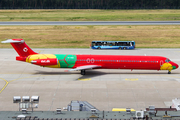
(91, 41), (135, 50)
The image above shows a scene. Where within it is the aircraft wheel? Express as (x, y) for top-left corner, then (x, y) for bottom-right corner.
(98, 47), (101, 49)
(168, 71), (171, 74)
(81, 70), (86, 75)
(124, 47), (126, 50)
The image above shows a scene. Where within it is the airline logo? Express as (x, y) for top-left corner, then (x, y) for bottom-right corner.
(23, 47), (28, 52)
(41, 60), (50, 63)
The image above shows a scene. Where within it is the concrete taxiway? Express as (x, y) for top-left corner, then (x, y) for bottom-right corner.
(0, 48), (180, 111)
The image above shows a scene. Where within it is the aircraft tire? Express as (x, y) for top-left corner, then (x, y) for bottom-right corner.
(81, 70), (86, 75)
(168, 71), (171, 74)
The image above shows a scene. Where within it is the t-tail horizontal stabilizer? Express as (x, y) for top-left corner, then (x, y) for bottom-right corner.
(1, 39), (24, 43)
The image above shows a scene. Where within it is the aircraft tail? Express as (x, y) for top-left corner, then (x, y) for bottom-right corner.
(1, 39), (37, 61)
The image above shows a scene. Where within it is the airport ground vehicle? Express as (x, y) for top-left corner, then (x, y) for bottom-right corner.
(91, 41), (135, 50)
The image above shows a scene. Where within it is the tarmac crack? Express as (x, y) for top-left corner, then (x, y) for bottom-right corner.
(131, 88), (138, 109)
(48, 75), (61, 111)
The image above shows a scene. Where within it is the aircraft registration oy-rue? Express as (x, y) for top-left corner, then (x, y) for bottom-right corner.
(1, 39), (179, 75)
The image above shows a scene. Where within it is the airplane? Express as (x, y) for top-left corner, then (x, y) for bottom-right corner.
(1, 39), (179, 75)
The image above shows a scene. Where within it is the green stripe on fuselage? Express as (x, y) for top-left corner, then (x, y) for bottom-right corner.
(54, 54), (77, 68)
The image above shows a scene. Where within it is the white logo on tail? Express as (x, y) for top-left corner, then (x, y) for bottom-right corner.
(23, 47), (28, 52)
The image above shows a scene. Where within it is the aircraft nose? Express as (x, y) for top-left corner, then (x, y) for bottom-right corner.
(175, 63), (179, 69)
(170, 62), (179, 69)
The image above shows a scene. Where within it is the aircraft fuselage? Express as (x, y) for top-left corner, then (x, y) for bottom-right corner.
(25, 54), (178, 71)
(2, 39), (179, 75)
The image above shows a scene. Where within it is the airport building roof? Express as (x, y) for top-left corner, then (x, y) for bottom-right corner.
(1, 108), (180, 120)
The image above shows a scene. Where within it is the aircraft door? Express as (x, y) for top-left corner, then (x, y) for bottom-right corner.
(160, 60), (164, 66)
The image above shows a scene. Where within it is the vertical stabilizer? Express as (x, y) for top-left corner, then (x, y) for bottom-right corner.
(1, 39), (37, 57)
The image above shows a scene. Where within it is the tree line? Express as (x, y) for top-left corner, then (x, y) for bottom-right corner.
(0, 0), (180, 9)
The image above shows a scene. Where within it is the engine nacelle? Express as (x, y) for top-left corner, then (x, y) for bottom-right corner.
(16, 56), (27, 62)
(31, 58), (58, 66)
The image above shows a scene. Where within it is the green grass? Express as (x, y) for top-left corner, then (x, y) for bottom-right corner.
(0, 9), (180, 48)
(0, 9), (180, 21)
(1, 25), (180, 48)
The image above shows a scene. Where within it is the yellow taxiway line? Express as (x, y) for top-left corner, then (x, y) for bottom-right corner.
(78, 78), (91, 81)
(125, 78), (138, 81)
(0, 75), (41, 94)
(0, 77), (9, 94)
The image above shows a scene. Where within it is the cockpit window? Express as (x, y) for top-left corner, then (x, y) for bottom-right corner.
(165, 58), (171, 63)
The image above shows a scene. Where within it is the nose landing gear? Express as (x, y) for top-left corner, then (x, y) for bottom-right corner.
(168, 70), (171, 74)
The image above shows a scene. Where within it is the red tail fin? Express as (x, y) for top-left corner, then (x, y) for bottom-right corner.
(2, 39), (37, 57)
(2, 39), (37, 61)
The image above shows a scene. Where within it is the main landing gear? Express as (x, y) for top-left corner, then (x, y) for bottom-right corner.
(168, 70), (171, 74)
(81, 70), (86, 75)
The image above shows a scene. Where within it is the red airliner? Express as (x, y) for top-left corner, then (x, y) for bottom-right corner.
(1, 39), (179, 75)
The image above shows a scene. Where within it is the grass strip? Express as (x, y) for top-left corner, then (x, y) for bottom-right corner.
(0, 25), (180, 48)
(0, 9), (180, 21)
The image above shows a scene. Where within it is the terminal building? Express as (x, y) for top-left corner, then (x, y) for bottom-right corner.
(1, 98), (180, 120)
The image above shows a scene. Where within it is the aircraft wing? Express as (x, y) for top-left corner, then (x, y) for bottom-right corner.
(68, 65), (101, 71)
